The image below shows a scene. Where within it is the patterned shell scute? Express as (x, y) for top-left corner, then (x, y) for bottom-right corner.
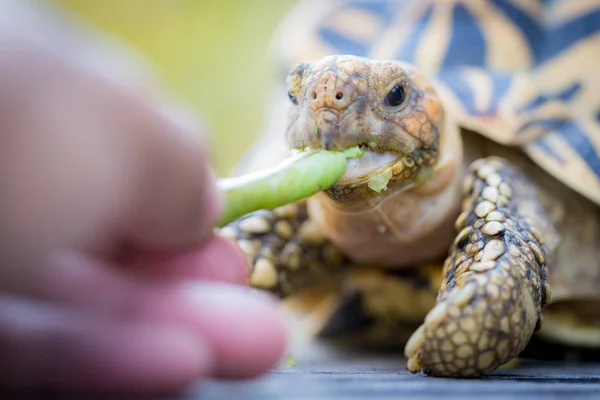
(273, 0), (600, 205)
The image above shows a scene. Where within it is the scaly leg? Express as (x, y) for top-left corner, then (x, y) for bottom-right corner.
(405, 157), (559, 377)
(219, 201), (348, 298)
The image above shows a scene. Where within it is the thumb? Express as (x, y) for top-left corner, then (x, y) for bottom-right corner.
(120, 98), (223, 252)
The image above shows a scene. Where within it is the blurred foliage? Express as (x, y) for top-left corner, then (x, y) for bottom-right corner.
(55, 0), (296, 175)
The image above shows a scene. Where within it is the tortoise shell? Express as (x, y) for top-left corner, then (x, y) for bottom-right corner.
(268, 0), (600, 205)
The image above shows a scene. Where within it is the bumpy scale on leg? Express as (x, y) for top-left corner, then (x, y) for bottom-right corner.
(219, 201), (348, 298)
(405, 157), (557, 377)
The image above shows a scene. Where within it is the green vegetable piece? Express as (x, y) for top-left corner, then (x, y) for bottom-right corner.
(367, 168), (392, 193)
(284, 353), (296, 368)
(216, 146), (364, 227)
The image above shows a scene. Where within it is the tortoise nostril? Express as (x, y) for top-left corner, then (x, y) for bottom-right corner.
(336, 91), (344, 100)
(311, 91), (317, 100)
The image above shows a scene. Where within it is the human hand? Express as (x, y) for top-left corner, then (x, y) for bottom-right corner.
(0, 33), (287, 395)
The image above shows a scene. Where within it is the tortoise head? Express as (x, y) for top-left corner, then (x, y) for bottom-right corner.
(285, 55), (444, 202)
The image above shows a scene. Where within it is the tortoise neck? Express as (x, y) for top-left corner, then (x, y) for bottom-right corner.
(306, 117), (464, 266)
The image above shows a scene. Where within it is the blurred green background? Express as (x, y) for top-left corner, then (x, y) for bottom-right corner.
(54, 0), (296, 176)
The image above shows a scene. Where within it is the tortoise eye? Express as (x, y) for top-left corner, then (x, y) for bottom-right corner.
(288, 91), (298, 105)
(384, 84), (406, 108)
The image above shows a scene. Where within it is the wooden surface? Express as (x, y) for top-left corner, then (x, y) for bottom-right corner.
(196, 358), (600, 400)
(186, 331), (600, 400)
(3, 340), (599, 399)
(5, 317), (597, 399)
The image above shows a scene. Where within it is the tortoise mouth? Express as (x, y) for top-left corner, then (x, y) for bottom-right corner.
(341, 145), (402, 180)
(334, 143), (433, 194)
(306, 140), (437, 202)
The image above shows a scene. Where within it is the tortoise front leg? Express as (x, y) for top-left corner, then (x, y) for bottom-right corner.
(219, 201), (347, 298)
(405, 157), (559, 377)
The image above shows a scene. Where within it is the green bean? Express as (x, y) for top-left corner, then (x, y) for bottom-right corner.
(215, 146), (363, 227)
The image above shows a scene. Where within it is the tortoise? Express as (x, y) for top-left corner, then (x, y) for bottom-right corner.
(220, 0), (600, 377)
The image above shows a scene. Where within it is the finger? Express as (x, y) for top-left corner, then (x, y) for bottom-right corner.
(0, 295), (211, 395)
(134, 235), (248, 285)
(61, 271), (288, 379)
(0, 40), (222, 271)
(0, 241), (246, 312)
(120, 106), (223, 250)
(0, 253), (287, 380)
(135, 282), (289, 380)
(68, 273), (288, 379)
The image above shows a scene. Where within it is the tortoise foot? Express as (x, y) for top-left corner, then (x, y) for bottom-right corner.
(405, 264), (538, 377)
(405, 157), (555, 377)
(219, 201), (347, 298)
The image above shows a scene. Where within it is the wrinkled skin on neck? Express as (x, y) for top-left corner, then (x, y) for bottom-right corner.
(284, 55), (464, 266)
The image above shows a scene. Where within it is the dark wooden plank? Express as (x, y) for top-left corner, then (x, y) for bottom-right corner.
(196, 359), (600, 400)
(190, 338), (600, 400)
